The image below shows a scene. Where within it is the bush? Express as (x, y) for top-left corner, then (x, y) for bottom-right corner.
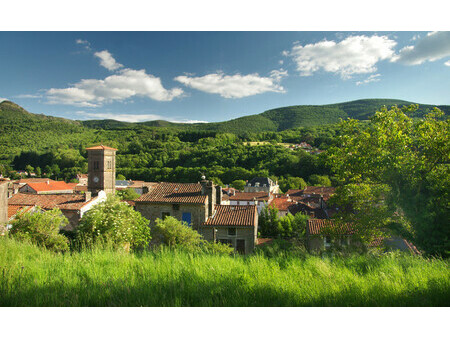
(77, 195), (151, 250)
(116, 188), (140, 200)
(9, 207), (69, 252)
(152, 217), (234, 255)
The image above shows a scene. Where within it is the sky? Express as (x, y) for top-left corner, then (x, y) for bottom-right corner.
(1, 31), (449, 123)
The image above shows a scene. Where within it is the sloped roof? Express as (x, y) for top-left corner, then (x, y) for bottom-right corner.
(229, 191), (270, 201)
(203, 205), (257, 227)
(136, 182), (207, 204)
(248, 177), (275, 187)
(8, 193), (91, 211)
(85, 145), (118, 151)
(8, 205), (34, 219)
(269, 197), (296, 211)
(24, 181), (73, 192)
(307, 219), (354, 236)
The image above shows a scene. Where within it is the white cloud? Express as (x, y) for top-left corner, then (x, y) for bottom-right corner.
(76, 39), (91, 50)
(75, 111), (207, 123)
(94, 50), (123, 71)
(445, 60), (450, 67)
(174, 70), (286, 98)
(393, 31), (450, 65)
(47, 68), (184, 107)
(356, 73), (381, 86)
(0, 97), (8, 103)
(14, 94), (42, 99)
(287, 35), (397, 79)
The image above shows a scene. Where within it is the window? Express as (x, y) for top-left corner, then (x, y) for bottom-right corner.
(93, 161), (99, 170)
(324, 236), (332, 248)
(182, 212), (191, 226)
(161, 212), (170, 220)
(228, 228), (236, 236)
(107, 161), (112, 169)
(340, 237), (348, 246)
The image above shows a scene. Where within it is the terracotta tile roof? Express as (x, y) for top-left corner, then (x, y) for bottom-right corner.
(123, 200), (136, 207)
(7, 205), (34, 219)
(74, 185), (88, 192)
(203, 205), (257, 227)
(307, 219), (354, 236)
(256, 238), (274, 246)
(17, 178), (56, 184)
(229, 191), (270, 201)
(8, 193), (90, 211)
(86, 145), (118, 150)
(269, 197), (296, 211)
(285, 189), (303, 196)
(136, 182), (207, 204)
(24, 181), (73, 193)
(287, 187), (335, 201)
(66, 183), (79, 189)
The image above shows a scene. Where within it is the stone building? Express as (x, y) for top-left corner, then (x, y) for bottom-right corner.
(229, 191), (272, 214)
(135, 180), (222, 229)
(244, 177), (279, 194)
(199, 204), (258, 254)
(86, 145), (117, 195)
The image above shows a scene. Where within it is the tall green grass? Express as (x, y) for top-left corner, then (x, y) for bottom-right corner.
(1, 238), (449, 306)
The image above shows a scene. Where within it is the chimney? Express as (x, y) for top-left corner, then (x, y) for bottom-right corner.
(46, 180), (50, 185)
(201, 178), (216, 217)
(85, 191), (92, 202)
(216, 186), (222, 205)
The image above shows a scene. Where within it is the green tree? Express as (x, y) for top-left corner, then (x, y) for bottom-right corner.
(308, 174), (332, 187)
(117, 174), (126, 180)
(77, 195), (151, 250)
(25, 164), (34, 176)
(116, 188), (140, 200)
(9, 207), (69, 252)
(35, 166), (42, 177)
(279, 176), (307, 192)
(328, 105), (449, 256)
(231, 179), (246, 191)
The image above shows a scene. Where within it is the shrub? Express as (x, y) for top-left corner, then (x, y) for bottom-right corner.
(9, 207), (69, 252)
(77, 195), (151, 250)
(116, 188), (140, 200)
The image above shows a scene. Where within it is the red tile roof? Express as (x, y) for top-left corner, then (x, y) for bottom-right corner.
(307, 219), (354, 235)
(86, 145), (118, 150)
(269, 197), (296, 211)
(228, 191), (270, 201)
(8, 193), (91, 211)
(24, 181), (73, 193)
(136, 182), (207, 204)
(256, 238), (274, 246)
(66, 183), (79, 189)
(202, 205), (257, 227)
(7, 205), (34, 219)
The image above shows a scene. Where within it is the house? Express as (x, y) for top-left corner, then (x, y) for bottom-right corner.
(8, 191), (107, 230)
(306, 218), (420, 254)
(135, 179), (222, 230)
(0, 181), (8, 234)
(268, 196), (297, 217)
(115, 179), (158, 195)
(199, 204), (258, 254)
(229, 191), (272, 214)
(244, 177), (279, 194)
(19, 180), (74, 194)
(76, 173), (88, 186)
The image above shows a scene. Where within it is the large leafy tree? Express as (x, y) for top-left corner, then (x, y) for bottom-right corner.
(328, 105), (449, 256)
(10, 207), (69, 252)
(77, 195), (151, 250)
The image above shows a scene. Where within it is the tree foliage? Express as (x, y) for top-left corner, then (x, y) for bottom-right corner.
(9, 207), (69, 252)
(328, 105), (449, 256)
(77, 195), (151, 249)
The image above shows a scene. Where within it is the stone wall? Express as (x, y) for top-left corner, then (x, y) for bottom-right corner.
(0, 182), (7, 233)
(198, 226), (257, 254)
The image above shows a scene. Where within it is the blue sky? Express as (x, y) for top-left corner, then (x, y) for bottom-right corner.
(1, 31), (449, 123)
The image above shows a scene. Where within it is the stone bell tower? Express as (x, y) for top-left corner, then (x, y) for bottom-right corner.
(86, 145), (117, 195)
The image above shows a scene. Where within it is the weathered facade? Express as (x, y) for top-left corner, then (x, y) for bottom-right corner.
(135, 180), (219, 229)
(86, 145), (117, 195)
(244, 177), (279, 194)
(199, 205), (258, 254)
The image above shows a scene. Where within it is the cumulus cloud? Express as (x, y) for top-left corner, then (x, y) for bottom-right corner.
(393, 31), (450, 65)
(47, 68), (184, 107)
(445, 60), (450, 67)
(356, 73), (381, 86)
(94, 50), (123, 71)
(14, 94), (42, 99)
(287, 35), (397, 79)
(75, 111), (206, 123)
(174, 70), (287, 98)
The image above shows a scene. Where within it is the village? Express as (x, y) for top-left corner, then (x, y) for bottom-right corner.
(0, 144), (419, 255)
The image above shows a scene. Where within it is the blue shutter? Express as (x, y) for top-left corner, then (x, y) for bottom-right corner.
(182, 212), (192, 226)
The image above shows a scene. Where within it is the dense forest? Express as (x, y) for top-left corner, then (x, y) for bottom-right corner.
(0, 99), (448, 190)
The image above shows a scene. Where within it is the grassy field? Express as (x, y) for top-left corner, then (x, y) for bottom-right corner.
(1, 238), (449, 306)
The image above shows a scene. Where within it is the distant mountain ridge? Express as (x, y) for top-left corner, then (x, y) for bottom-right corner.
(1, 99), (448, 134)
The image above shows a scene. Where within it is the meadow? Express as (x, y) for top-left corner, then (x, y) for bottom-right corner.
(1, 238), (449, 307)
